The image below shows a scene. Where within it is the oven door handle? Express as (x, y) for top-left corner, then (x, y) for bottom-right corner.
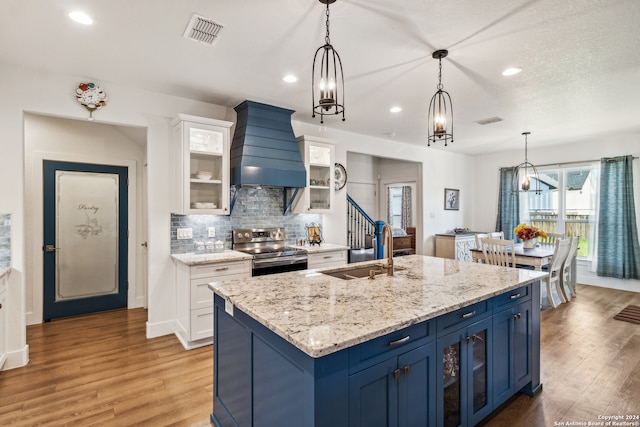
(253, 256), (308, 267)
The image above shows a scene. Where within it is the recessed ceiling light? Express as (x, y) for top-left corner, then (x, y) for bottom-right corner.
(390, 106), (402, 113)
(283, 74), (298, 83)
(68, 11), (93, 25)
(502, 67), (522, 76)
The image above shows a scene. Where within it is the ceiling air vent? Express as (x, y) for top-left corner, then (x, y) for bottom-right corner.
(475, 116), (503, 125)
(183, 14), (223, 45)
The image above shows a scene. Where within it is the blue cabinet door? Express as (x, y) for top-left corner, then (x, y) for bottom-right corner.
(398, 342), (437, 427)
(437, 329), (465, 427)
(437, 317), (493, 427)
(467, 317), (493, 426)
(492, 300), (533, 407)
(349, 342), (437, 427)
(349, 357), (399, 427)
(492, 306), (516, 407)
(512, 301), (532, 391)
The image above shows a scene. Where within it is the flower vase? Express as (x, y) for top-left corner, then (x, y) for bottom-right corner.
(523, 238), (537, 249)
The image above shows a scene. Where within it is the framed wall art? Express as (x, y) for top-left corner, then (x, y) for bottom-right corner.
(444, 188), (459, 210)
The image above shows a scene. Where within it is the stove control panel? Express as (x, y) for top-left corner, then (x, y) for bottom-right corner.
(233, 228), (285, 244)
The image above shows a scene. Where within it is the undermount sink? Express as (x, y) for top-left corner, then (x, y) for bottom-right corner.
(321, 263), (403, 280)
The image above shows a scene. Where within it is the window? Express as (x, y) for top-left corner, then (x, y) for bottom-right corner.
(520, 163), (599, 259)
(386, 183), (415, 230)
(388, 187), (403, 228)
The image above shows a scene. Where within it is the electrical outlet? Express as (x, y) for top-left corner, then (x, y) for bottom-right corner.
(177, 228), (193, 240)
(208, 227), (216, 237)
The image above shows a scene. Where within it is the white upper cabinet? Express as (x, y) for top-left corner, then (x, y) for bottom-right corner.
(173, 114), (233, 215)
(293, 135), (335, 213)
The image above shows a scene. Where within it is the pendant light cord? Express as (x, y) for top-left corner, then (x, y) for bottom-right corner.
(437, 58), (443, 90)
(325, 4), (331, 45)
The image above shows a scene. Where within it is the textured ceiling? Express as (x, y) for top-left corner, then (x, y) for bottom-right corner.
(1, 0), (639, 155)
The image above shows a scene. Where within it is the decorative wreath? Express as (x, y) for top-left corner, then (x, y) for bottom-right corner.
(75, 82), (107, 116)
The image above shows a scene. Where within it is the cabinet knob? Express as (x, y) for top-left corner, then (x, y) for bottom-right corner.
(403, 366), (410, 375)
(392, 369), (400, 379)
(465, 336), (471, 344)
(513, 312), (522, 320)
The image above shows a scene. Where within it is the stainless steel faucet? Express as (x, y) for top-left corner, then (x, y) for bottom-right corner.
(381, 223), (394, 276)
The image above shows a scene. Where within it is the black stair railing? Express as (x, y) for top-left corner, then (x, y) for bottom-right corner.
(347, 194), (384, 258)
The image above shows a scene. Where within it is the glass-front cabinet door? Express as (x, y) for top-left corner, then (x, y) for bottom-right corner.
(173, 114), (233, 215)
(294, 135), (335, 213)
(437, 317), (491, 427)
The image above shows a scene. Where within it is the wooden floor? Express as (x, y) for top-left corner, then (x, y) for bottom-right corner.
(0, 309), (213, 426)
(483, 284), (640, 426)
(0, 284), (639, 426)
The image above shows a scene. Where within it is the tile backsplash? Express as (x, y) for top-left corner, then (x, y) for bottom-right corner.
(0, 213), (11, 267)
(171, 187), (322, 254)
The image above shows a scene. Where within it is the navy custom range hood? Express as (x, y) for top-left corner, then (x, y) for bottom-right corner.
(230, 100), (306, 188)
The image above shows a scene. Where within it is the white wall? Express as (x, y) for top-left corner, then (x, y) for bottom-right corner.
(292, 122), (476, 255)
(473, 136), (640, 290)
(0, 62), (232, 369)
(346, 152), (379, 219)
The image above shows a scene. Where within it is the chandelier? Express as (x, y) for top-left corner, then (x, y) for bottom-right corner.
(427, 49), (453, 146)
(312, 0), (345, 123)
(512, 132), (541, 194)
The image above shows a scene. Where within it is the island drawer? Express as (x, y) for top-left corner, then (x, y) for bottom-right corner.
(349, 321), (433, 370)
(436, 299), (491, 334)
(492, 284), (531, 310)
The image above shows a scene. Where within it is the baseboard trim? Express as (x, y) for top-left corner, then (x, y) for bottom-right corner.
(146, 319), (176, 339)
(174, 330), (213, 350)
(1, 344), (30, 371)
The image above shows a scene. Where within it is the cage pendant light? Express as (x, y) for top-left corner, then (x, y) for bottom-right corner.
(512, 132), (541, 195)
(312, 0), (345, 123)
(427, 49), (454, 146)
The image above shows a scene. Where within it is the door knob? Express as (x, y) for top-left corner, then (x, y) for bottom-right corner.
(44, 245), (59, 252)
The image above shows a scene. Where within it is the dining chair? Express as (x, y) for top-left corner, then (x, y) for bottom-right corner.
(474, 233), (490, 248)
(539, 232), (565, 246)
(490, 231), (505, 240)
(542, 238), (572, 308)
(480, 238), (516, 267)
(560, 236), (579, 300)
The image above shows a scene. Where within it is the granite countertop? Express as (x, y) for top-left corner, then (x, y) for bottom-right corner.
(171, 250), (253, 265)
(0, 267), (10, 279)
(294, 243), (350, 253)
(209, 254), (548, 358)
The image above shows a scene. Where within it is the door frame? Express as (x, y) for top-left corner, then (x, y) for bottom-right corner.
(26, 151), (142, 325)
(42, 160), (129, 320)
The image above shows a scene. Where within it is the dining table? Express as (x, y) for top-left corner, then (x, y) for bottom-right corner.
(469, 243), (556, 271)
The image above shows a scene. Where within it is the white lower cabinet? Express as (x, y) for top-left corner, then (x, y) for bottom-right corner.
(308, 250), (348, 269)
(0, 274), (7, 370)
(175, 259), (251, 349)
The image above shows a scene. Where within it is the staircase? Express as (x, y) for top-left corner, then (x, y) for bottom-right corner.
(346, 194), (384, 260)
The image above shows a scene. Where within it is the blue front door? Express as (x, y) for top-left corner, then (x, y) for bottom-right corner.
(43, 160), (128, 321)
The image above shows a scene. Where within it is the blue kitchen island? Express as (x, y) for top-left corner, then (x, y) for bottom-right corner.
(208, 255), (547, 427)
